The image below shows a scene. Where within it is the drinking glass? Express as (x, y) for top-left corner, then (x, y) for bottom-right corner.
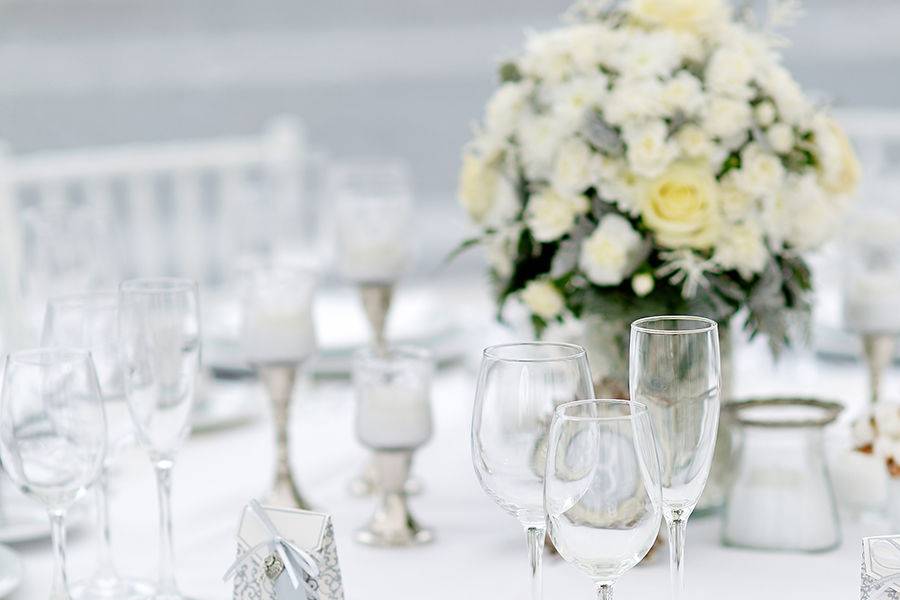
(0, 349), (107, 600)
(545, 399), (662, 600)
(629, 316), (720, 600)
(119, 279), (201, 600)
(472, 342), (594, 600)
(42, 292), (153, 600)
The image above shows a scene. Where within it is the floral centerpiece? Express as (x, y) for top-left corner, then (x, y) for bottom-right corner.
(457, 0), (860, 387)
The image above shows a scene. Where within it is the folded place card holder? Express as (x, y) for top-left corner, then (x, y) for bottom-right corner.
(227, 501), (344, 600)
(862, 535), (900, 600)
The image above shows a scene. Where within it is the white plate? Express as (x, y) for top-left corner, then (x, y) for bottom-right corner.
(0, 545), (21, 597)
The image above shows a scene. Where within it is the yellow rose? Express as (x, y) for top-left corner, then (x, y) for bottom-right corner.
(640, 162), (720, 249)
(458, 153), (500, 223)
(628, 0), (727, 32)
(816, 117), (861, 196)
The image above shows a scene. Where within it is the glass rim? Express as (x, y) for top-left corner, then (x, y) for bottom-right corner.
(482, 342), (586, 363)
(630, 315), (718, 336)
(554, 398), (650, 422)
(7, 347), (92, 367)
(119, 277), (197, 295)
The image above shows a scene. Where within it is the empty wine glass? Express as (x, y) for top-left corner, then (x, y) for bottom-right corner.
(42, 292), (153, 600)
(119, 279), (201, 600)
(472, 342), (593, 600)
(545, 399), (662, 600)
(0, 349), (107, 600)
(629, 316), (720, 600)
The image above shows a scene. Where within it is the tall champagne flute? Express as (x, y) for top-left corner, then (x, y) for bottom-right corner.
(0, 349), (107, 600)
(472, 343), (593, 600)
(545, 400), (662, 600)
(42, 292), (153, 600)
(119, 279), (201, 600)
(629, 316), (720, 600)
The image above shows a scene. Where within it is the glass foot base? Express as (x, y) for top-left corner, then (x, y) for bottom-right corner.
(70, 577), (155, 600)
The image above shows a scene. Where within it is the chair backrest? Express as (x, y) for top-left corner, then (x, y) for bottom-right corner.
(0, 116), (312, 350)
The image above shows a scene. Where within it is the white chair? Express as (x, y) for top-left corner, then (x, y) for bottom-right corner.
(0, 116), (315, 350)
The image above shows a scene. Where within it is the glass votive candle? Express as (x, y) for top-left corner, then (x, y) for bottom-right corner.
(352, 346), (434, 546)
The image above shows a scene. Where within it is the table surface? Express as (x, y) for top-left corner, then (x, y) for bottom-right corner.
(6, 293), (897, 600)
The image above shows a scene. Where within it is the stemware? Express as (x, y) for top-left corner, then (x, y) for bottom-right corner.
(42, 292), (153, 600)
(0, 349), (107, 600)
(629, 316), (720, 600)
(240, 264), (317, 509)
(472, 342), (594, 600)
(545, 399), (662, 600)
(353, 346), (433, 546)
(118, 278), (201, 600)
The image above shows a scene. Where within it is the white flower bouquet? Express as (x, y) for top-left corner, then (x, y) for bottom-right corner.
(457, 0), (860, 351)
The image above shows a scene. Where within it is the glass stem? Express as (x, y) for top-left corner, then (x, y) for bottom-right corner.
(94, 465), (118, 581)
(668, 518), (687, 600)
(526, 526), (545, 600)
(596, 583), (614, 600)
(48, 508), (70, 600)
(154, 460), (178, 596)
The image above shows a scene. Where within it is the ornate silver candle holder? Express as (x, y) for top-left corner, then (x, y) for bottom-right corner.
(862, 333), (897, 405)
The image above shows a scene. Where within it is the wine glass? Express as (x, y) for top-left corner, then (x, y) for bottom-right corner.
(0, 349), (107, 600)
(472, 342), (594, 600)
(118, 278), (201, 600)
(42, 291), (153, 600)
(629, 316), (720, 600)
(545, 399), (662, 600)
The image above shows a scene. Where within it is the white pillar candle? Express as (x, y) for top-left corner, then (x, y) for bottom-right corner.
(356, 380), (432, 450)
(335, 236), (408, 283)
(243, 305), (315, 364)
(844, 271), (900, 334)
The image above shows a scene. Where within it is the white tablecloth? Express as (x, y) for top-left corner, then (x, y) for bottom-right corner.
(7, 319), (893, 600)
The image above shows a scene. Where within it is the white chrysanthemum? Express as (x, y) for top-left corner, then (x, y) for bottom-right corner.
(718, 173), (756, 222)
(485, 82), (532, 138)
(547, 76), (610, 130)
(713, 220), (768, 280)
(623, 121), (678, 179)
(703, 95), (753, 140)
(521, 279), (565, 320)
(754, 101), (777, 127)
(485, 225), (522, 279)
(458, 153), (518, 226)
(675, 124), (714, 159)
(776, 173), (839, 251)
(733, 144), (785, 198)
(759, 64), (811, 126)
(521, 28), (578, 83)
(516, 112), (567, 180)
(525, 188), (589, 242)
(567, 23), (627, 74)
(552, 138), (601, 196)
(706, 45), (755, 100)
(579, 214), (645, 285)
(603, 78), (666, 126)
(610, 30), (682, 79)
(662, 71), (705, 117)
(767, 122), (795, 154)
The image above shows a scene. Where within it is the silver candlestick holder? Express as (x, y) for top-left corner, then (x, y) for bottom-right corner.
(257, 363), (312, 510)
(355, 450), (432, 547)
(862, 333), (897, 405)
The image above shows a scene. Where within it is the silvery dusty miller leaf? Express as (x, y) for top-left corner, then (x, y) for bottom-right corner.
(584, 112), (624, 155)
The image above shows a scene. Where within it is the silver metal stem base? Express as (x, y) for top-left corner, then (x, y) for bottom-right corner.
(355, 450), (432, 547)
(348, 454), (423, 497)
(359, 283), (394, 353)
(862, 333), (897, 405)
(257, 363), (313, 510)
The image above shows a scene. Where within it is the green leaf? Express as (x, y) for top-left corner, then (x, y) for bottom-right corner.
(442, 237), (481, 267)
(499, 62), (522, 83)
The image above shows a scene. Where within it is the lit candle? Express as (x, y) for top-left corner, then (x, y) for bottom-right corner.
(243, 305), (315, 364)
(336, 235), (409, 283)
(356, 380), (432, 450)
(843, 271), (900, 333)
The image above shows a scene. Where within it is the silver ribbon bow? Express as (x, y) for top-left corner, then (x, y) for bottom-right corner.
(224, 500), (321, 600)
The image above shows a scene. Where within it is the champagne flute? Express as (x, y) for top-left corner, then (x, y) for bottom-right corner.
(42, 292), (153, 600)
(472, 342), (593, 600)
(119, 278), (201, 600)
(0, 349), (107, 600)
(629, 316), (720, 600)
(545, 399), (662, 600)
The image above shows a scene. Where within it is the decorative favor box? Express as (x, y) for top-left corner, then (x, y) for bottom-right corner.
(226, 501), (344, 600)
(862, 535), (900, 599)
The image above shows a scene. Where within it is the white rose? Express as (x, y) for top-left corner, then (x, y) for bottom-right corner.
(706, 45), (755, 100)
(876, 403), (900, 437)
(733, 144), (785, 198)
(603, 78), (666, 126)
(631, 272), (655, 297)
(713, 220), (768, 280)
(767, 122), (795, 154)
(521, 279), (565, 320)
(552, 138), (602, 196)
(676, 124), (714, 159)
(811, 114), (861, 196)
(662, 71), (705, 117)
(458, 153), (518, 225)
(623, 120), (678, 179)
(579, 214), (645, 285)
(627, 0), (728, 34)
(485, 82), (532, 137)
(517, 112), (566, 180)
(525, 188), (589, 242)
(704, 95), (753, 140)
(754, 101), (777, 127)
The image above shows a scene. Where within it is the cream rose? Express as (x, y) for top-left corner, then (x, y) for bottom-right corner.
(640, 162), (720, 249)
(521, 279), (565, 320)
(458, 153), (499, 223)
(579, 214), (645, 285)
(628, 0), (728, 33)
(813, 115), (861, 196)
(525, 188), (589, 242)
